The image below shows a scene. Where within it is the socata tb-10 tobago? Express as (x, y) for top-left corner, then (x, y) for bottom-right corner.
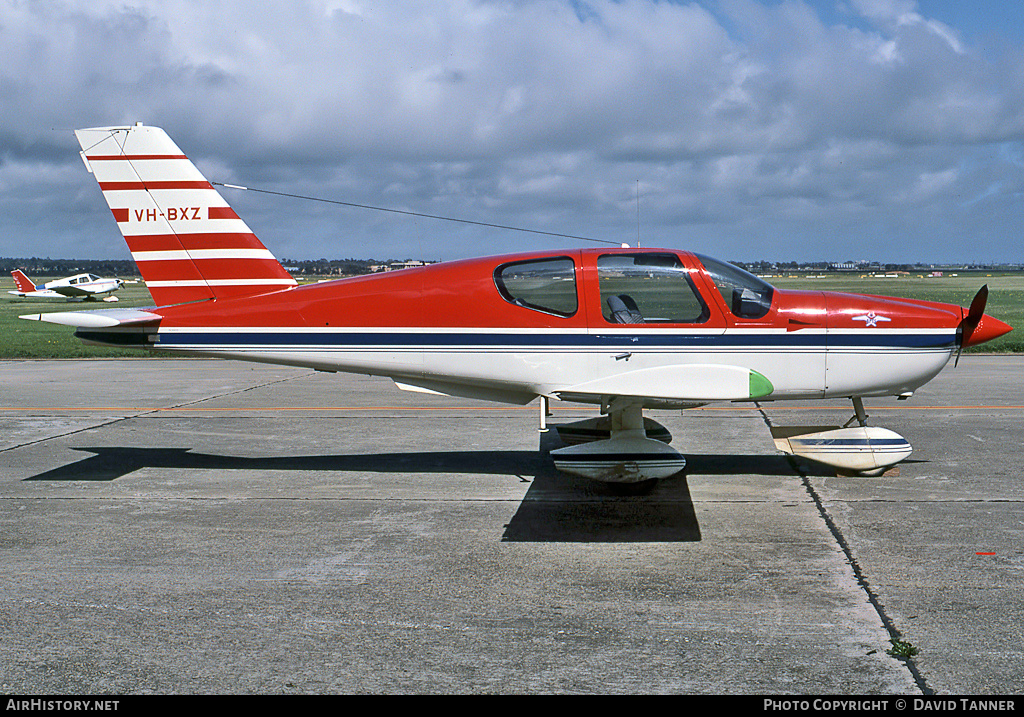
(21, 123), (1012, 484)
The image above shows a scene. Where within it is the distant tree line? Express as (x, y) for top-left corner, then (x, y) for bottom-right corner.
(0, 257), (141, 277)
(733, 260), (1023, 273)
(0, 257), (426, 278)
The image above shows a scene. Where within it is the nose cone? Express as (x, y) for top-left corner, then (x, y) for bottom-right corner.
(963, 313), (1013, 347)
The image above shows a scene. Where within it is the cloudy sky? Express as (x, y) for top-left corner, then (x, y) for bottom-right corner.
(2, 0), (1023, 264)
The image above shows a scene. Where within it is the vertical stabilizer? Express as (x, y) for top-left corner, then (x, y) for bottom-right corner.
(11, 270), (37, 293)
(75, 124), (297, 306)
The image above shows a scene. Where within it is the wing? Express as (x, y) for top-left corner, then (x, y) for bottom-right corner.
(50, 285), (90, 297)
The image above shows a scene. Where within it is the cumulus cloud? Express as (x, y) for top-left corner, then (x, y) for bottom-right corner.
(1, 0), (1023, 262)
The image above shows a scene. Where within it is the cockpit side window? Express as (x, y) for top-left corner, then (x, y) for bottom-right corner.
(597, 253), (709, 324)
(494, 257), (578, 317)
(695, 254), (775, 319)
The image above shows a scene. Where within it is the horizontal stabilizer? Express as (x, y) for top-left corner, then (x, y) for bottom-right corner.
(556, 364), (773, 402)
(19, 308), (163, 328)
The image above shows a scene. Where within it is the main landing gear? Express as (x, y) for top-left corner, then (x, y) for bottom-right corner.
(548, 398), (686, 484)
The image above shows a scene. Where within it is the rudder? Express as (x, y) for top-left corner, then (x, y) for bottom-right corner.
(75, 123), (296, 306)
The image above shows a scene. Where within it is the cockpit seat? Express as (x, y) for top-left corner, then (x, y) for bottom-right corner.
(607, 294), (644, 324)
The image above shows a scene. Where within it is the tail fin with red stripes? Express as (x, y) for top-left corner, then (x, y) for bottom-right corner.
(75, 123), (296, 307)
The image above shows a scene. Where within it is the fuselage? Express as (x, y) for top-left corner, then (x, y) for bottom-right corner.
(47, 274), (121, 296)
(73, 247), (1008, 405)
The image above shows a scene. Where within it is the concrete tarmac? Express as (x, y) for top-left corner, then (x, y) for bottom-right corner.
(1, 357), (1021, 694)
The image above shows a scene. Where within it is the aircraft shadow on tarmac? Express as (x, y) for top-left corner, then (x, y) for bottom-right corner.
(22, 427), (823, 543)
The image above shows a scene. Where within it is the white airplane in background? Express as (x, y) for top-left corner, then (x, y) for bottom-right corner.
(9, 269), (122, 302)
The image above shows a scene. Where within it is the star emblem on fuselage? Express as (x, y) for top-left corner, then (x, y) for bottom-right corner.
(852, 312), (891, 327)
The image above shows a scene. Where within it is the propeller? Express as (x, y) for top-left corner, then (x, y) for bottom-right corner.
(955, 285), (988, 367)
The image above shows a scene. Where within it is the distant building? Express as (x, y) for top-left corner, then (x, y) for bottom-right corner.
(390, 260), (431, 270)
(372, 260), (437, 272)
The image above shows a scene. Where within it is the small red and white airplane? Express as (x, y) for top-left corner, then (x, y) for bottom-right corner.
(9, 269), (122, 302)
(21, 123), (1013, 483)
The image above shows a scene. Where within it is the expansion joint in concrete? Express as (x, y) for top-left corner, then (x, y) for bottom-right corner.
(755, 405), (934, 696)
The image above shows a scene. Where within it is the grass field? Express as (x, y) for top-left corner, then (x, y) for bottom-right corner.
(2, 271), (1020, 358)
(2, 280), (158, 359)
(769, 271), (1023, 353)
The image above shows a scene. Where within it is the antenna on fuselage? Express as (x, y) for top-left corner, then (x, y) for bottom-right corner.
(636, 180), (641, 248)
(211, 182), (624, 247)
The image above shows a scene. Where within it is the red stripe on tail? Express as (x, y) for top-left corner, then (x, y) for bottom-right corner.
(75, 124), (297, 307)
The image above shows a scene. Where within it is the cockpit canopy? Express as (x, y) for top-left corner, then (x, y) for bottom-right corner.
(491, 250), (776, 323)
(68, 274), (102, 285)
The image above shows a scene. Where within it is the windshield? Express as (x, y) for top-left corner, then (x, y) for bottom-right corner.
(695, 254), (775, 319)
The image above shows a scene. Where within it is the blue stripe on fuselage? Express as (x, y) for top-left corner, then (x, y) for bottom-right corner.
(141, 330), (957, 350)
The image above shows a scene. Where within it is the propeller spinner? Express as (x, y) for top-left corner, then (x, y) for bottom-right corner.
(955, 285), (1012, 366)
